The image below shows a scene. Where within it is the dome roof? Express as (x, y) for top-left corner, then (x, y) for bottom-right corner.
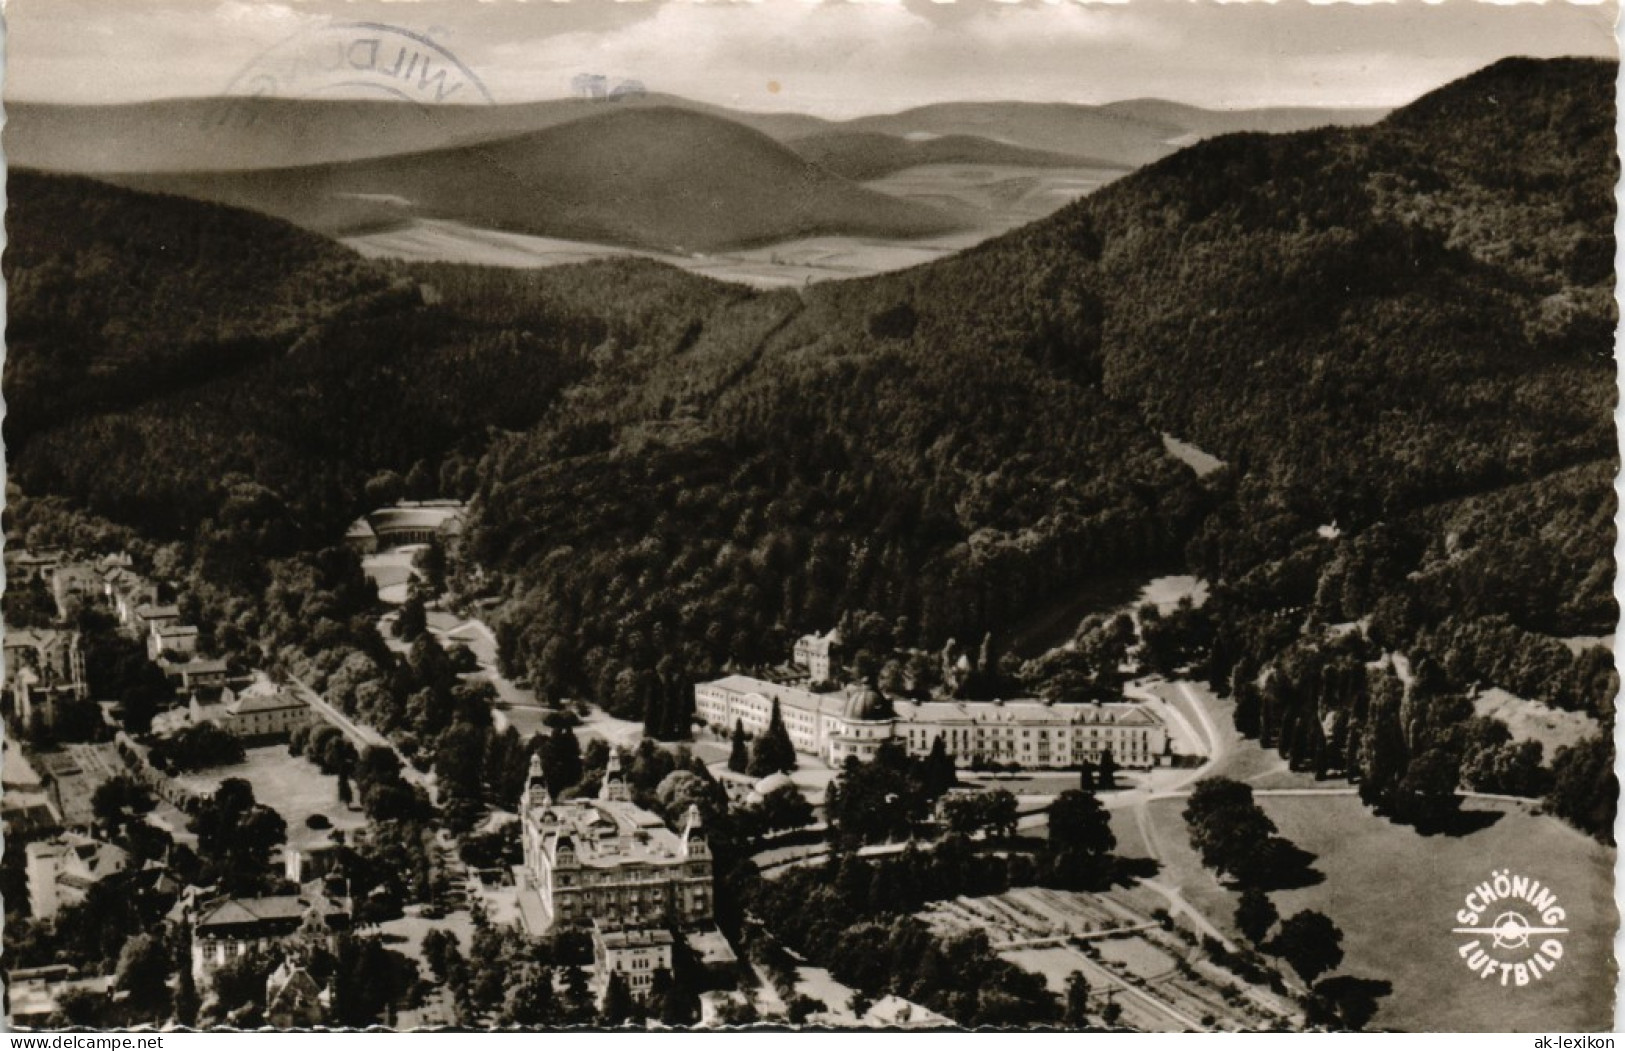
(844, 684), (895, 722)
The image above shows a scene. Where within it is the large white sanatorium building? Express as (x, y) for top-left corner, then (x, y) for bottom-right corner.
(695, 676), (1167, 769)
(518, 753), (712, 931)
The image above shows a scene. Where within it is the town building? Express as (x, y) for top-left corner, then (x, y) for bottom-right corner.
(102, 566), (159, 628)
(148, 622), (200, 661)
(343, 501), (466, 555)
(517, 752), (711, 932)
(592, 922), (673, 1001)
(132, 603), (182, 639)
(792, 628), (842, 684)
(5, 628), (88, 699)
(285, 842), (344, 884)
(158, 656), (231, 690)
(266, 960), (332, 1027)
(5, 628), (90, 728)
(187, 891), (349, 983)
(24, 833), (132, 920)
(696, 672), (1169, 770)
(48, 563), (104, 620)
(5, 548), (64, 585)
(157, 682), (312, 743)
(6, 967), (113, 1026)
(4, 737), (60, 837)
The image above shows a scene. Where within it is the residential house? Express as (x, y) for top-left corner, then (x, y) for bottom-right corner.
(25, 833), (133, 920)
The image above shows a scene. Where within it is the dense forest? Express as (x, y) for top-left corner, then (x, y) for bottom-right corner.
(6, 58), (1616, 844)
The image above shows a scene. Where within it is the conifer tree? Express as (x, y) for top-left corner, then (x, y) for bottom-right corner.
(600, 972), (637, 1027)
(728, 720), (750, 774)
(1097, 749), (1117, 789)
(748, 699), (797, 776)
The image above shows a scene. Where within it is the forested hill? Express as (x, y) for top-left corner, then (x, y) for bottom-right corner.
(461, 55), (1617, 741)
(8, 59), (1616, 840)
(4, 172), (412, 444)
(798, 55), (1615, 544)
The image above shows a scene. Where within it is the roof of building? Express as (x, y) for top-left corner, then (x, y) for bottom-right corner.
(366, 506), (465, 534)
(169, 657), (230, 675)
(228, 689), (306, 716)
(4, 737), (46, 790)
(704, 674), (1166, 732)
(195, 894), (345, 936)
(268, 962), (328, 1012)
(49, 563), (102, 584)
(687, 928), (739, 966)
(155, 624), (199, 639)
(136, 603), (180, 620)
(844, 684), (896, 723)
(30, 832), (132, 882)
(703, 675), (849, 716)
(593, 923), (675, 950)
(895, 699), (1164, 727)
(4, 627), (72, 651)
(6, 548), (62, 566)
(530, 796), (690, 870)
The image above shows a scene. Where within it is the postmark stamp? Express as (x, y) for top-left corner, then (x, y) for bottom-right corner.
(221, 21), (494, 107)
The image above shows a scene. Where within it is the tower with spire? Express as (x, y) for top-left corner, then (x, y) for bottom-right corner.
(521, 752), (551, 813)
(599, 749), (630, 804)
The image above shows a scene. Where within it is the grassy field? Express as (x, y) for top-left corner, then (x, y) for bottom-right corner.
(172, 745), (367, 851)
(1128, 792), (1616, 1031)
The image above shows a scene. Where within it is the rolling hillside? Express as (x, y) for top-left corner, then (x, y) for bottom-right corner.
(785, 130), (1117, 181)
(7, 92), (1382, 175)
(106, 107), (965, 252)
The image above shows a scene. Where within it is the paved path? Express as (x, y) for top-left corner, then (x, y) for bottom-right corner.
(290, 677), (434, 798)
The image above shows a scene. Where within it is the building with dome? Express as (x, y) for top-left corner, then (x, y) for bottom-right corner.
(696, 660), (1169, 771)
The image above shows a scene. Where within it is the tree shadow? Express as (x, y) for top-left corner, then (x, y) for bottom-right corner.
(1408, 807), (1504, 838)
(1314, 975), (1394, 1031)
(1246, 837), (1324, 891)
(1111, 855), (1161, 885)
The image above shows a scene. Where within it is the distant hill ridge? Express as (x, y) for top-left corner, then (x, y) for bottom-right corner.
(6, 90), (1386, 174)
(102, 106), (967, 253)
(784, 130), (1121, 181)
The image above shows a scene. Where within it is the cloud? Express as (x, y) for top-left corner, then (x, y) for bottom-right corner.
(5, 0), (1618, 111)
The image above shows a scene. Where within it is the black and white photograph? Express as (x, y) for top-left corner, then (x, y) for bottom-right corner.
(0, 0), (1618, 1034)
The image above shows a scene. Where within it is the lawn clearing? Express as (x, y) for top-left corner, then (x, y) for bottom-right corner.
(1128, 789), (1615, 1031)
(1471, 687), (1599, 758)
(170, 744), (366, 851)
(1263, 795), (1614, 1032)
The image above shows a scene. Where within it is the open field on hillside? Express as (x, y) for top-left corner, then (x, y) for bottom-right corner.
(1472, 687), (1600, 757)
(345, 219), (994, 287)
(1126, 791), (1615, 1031)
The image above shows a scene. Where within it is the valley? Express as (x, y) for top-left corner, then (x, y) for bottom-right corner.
(2, 52), (1615, 1034)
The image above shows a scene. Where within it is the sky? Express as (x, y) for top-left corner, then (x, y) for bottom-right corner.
(4, 0), (1619, 115)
